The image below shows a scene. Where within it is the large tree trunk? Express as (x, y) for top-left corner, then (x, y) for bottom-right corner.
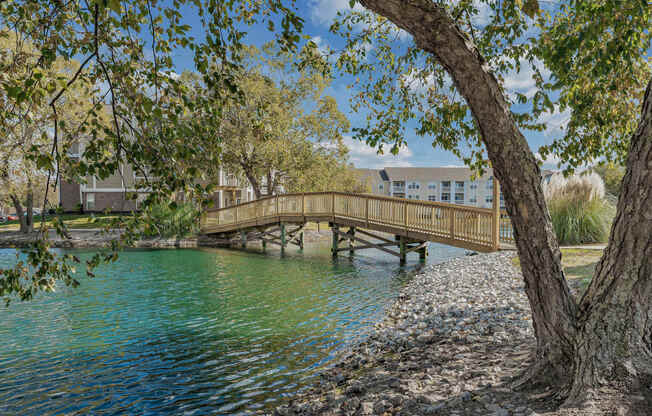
(25, 182), (34, 233)
(569, 79), (652, 401)
(9, 192), (32, 234)
(243, 168), (263, 200)
(359, 0), (577, 383)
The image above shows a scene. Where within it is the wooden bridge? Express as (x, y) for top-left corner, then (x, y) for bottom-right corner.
(200, 191), (514, 263)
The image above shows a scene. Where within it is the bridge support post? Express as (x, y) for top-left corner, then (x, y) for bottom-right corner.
(240, 230), (247, 248)
(299, 231), (304, 250)
(399, 236), (406, 265)
(349, 227), (355, 255)
(418, 243), (428, 262)
(492, 179), (501, 251)
(280, 223), (286, 255)
(331, 223), (339, 257)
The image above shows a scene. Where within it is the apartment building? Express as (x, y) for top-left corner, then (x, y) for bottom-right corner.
(358, 166), (505, 209)
(59, 142), (254, 213)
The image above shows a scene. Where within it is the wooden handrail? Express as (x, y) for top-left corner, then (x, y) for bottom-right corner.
(204, 191), (495, 214)
(201, 190), (513, 250)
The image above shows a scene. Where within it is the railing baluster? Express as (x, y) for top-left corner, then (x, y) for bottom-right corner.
(200, 191), (513, 252)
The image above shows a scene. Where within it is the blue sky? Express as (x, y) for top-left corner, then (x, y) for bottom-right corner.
(169, 0), (569, 170)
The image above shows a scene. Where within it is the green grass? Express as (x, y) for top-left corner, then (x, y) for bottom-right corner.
(512, 248), (603, 290)
(548, 197), (615, 245)
(0, 213), (125, 231)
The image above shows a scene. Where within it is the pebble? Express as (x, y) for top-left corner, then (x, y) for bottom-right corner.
(273, 252), (539, 416)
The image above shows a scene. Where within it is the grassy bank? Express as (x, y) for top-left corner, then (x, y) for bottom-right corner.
(512, 248), (603, 290)
(0, 214), (124, 231)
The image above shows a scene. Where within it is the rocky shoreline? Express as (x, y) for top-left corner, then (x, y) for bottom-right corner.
(0, 229), (201, 249)
(0, 229), (332, 249)
(272, 252), (608, 416)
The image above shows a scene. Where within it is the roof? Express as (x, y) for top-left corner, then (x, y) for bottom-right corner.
(355, 169), (386, 183)
(382, 166), (493, 182)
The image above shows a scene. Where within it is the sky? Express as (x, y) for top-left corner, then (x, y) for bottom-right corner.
(169, 0), (569, 170)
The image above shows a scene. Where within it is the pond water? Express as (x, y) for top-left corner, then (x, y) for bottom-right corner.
(0, 242), (464, 415)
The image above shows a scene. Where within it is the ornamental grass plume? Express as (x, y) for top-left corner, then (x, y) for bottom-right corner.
(543, 172), (614, 245)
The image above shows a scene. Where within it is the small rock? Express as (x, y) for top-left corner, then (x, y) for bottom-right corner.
(422, 403), (447, 415)
(345, 381), (365, 395)
(361, 401), (374, 415)
(373, 399), (391, 415)
(341, 397), (361, 413)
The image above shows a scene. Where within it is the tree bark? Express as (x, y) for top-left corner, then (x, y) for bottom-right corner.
(9, 193), (32, 234)
(568, 78), (652, 400)
(243, 168), (263, 200)
(25, 181), (34, 234)
(359, 0), (577, 383)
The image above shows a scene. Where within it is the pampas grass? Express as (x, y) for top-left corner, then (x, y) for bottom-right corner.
(543, 172), (614, 245)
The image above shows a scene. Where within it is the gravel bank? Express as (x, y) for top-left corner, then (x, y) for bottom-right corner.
(273, 252), (604, 416)
(0, 230), (199, 248)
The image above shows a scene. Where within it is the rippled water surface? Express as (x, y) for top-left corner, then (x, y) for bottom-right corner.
(0, 243), (464, 415)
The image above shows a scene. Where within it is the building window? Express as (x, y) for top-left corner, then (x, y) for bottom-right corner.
(486, 196), (493, 204)
(413, 195), (420, 200)
(469, 197), (477, 204)
(487, 176), (494, 189)
(86, 193), (95, 210)
(455, 193), (465, 204)
(427, 182), (437, 190)
(428, 195), (437, 201)
(469, 181), (477, 189)
(441, 192), (450, 202)
(455, 181), (465, 190)
(407, 181), (420, 190)
(392, 181), (405, 188)
(378, 184), (383, 190)
(441, 181), (451, 190)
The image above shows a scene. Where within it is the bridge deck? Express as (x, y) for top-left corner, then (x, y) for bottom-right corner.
(201, 192), (514, 253)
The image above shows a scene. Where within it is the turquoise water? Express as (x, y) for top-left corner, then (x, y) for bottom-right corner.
(0, 243), (464, 415)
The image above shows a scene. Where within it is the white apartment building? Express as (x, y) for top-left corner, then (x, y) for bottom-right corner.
(357, 167), (505, 209)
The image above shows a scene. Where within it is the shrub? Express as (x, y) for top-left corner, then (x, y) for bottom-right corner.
(543, 172), (615, 245)
(143, 202), (199, 238)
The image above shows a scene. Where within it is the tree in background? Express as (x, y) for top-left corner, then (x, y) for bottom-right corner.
(216, 45), (353, 197)
(0, 0), (304, 303)
(592, 162), (625, 197)
(0, 30), (96, 233)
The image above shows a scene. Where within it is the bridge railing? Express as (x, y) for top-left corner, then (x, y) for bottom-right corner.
(201, 192), (514, 250)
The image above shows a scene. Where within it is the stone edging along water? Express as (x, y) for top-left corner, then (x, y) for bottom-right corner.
(272, 252), (549, 416)
(0, 229), (201, 249)
(0, 229), (333, 249)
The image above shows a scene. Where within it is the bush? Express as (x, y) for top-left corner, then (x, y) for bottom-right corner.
(143, 202), (199, 238)
(543, 172), (615, 245)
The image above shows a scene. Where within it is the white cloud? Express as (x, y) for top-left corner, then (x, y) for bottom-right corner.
(399, 69), (455, 97)
(535, 151), (561, 166)
(539, 104), (571, 136)
(309, 0), (364, 27)
(342, 135), (414, 168)
(502, 58), (551, 100)
(311, 36), (338, 62)
(471, 1), (494, 27)
(309, 0), (411, 41)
